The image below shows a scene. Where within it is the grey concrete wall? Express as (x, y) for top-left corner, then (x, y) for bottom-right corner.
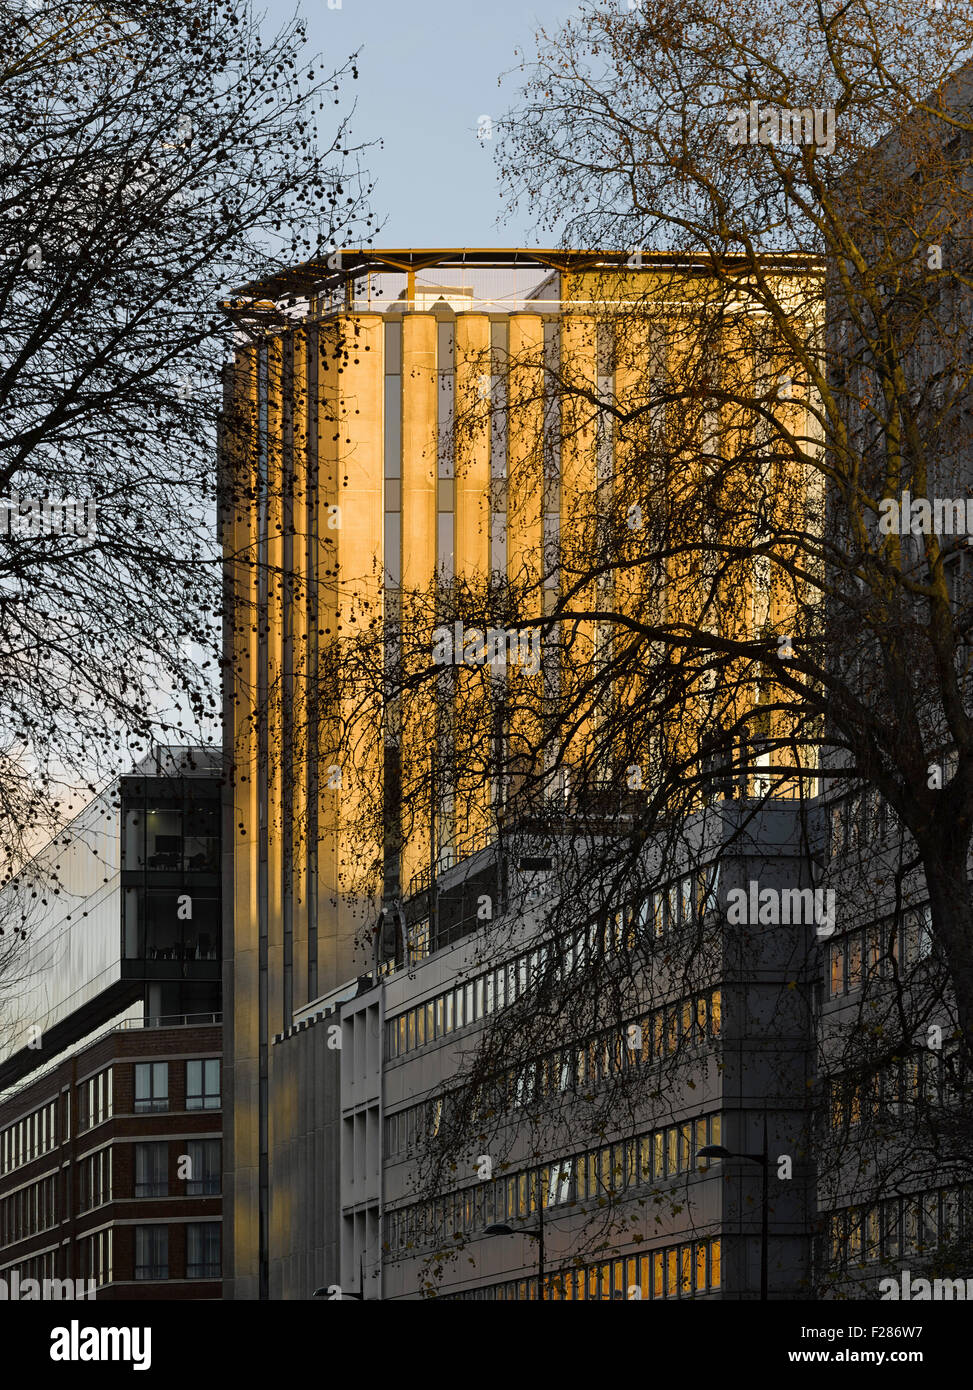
(267, 1011), (341, 1299)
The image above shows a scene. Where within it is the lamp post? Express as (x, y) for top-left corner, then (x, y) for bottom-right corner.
(697, 1113), (769, 1301)
(486, 1195), (545, 1300)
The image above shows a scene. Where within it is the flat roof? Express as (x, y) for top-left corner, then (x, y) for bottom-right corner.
(227, 246), (821, 304)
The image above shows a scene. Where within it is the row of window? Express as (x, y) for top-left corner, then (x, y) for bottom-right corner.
(1, 1057), (221, 1179)
(449, 1240), (723, 1300)
(4, 1248), (56, 1289)
(386, 953), (547, 1060)
(830, 787), (894, 856)
(635, 864), (721, 940)
(135, 1139), (220, 1197)
(386, 868), (720, 1060)
(0, 1175), (57, 1245)
(134, 1222), (220, 1280)
(827, 907), (935, 999)
(386, 1113), (723, 1258)
(2, 1137), (220, 1245)
(3, 1221), (221, 1287)
(828, 1048), (964, 1128)
(385, 990), (723, 1156)
(135, 1058), (220, 1112)
(827, 1185), (973, 1267)
(0, 1100), (57, 1176)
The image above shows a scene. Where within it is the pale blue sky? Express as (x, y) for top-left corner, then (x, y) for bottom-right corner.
(261, 0), (574, 248)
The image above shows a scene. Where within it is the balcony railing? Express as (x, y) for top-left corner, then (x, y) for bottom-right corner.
(124, 1011), (222, 1030)
(306, 296), (704, 321)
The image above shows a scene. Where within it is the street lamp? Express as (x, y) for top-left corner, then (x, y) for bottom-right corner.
(485, 1199), (545, 1300)
(697, 1114), (769, 1301)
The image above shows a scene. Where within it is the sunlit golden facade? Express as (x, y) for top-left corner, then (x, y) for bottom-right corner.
(219, 249), (818, 1297)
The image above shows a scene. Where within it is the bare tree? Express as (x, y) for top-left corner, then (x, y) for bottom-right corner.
(486, 0), (973, 1050)
(0, 0), (375, 891)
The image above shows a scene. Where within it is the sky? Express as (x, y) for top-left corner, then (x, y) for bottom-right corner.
(261, 0), (575, 249)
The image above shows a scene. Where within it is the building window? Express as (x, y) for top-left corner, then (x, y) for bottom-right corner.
(78, 1069), (113, 1132)
(2, 1099), (58, 1177)
(185, 1139), (221, 1196)
(388, 1112), (725, 1257)
(186, 1221), (221, 1279)
(135, 1142), (169, 1198)
(129, 889), (220, 965)
(453, 1239), (722, 1301)
(905, 905), (934, 964)
(184, 803), (220, 872)
(829, 940), (845, 997)
(81, 1228), (113, 1288)
(134, 1062), (169, 1113)
(547, 1159), (573, 1207)
(144, 806), (182, 868)
(124, 792), (218, 873)
(135, 1225), (168, 1281)
(80, 1148), (112, 1211)
(186, 1059), (220, 1111)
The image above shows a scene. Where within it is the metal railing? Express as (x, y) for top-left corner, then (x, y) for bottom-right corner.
(307, 297), (704, 321)
(0, 1013), (223, 1106)
(406, 822), (499, 900)
(118, 1011), (222, 1030)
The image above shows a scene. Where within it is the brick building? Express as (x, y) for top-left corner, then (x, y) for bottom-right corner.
(0, 1020), (222, 1298)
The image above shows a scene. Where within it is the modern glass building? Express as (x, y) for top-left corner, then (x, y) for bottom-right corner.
(0, 744), (222, 1087)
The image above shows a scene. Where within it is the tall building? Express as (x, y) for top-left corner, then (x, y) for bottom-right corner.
(219, 249), (818, 1296)
(0, 746), (224, 1298)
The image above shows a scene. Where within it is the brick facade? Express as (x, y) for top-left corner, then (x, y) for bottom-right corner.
(0, 1022), (222, 1299)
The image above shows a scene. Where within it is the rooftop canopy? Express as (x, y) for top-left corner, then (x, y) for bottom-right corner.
(221, 246), (820, 335)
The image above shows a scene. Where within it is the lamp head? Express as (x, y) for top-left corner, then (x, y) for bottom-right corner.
(696, 1145), (733, 1161)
